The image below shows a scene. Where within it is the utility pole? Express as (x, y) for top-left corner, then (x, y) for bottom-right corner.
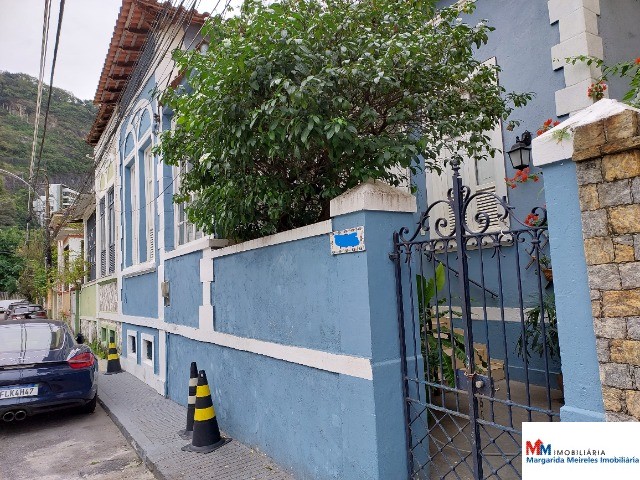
(44, 176), (52, 269)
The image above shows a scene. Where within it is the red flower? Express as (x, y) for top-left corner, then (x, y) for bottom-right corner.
(553, 121), (560, 127)
(537, 129), (543, 136)
(543, 119), (553, 127)
(635, 57), (640, 65)
(524, 213), (540, 227)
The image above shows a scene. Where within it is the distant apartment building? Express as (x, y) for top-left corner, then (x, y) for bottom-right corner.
(32, 184), (78, 225)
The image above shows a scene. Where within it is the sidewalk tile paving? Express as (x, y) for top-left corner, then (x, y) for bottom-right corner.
(97, 368), (295, 480)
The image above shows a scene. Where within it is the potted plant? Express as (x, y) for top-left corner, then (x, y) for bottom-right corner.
(539, 255), (553, 283)
(515, 293), (562, 393)
(417, 263), (486, 389)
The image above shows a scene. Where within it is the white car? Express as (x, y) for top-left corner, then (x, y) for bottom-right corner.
(0, 300), (26, 321)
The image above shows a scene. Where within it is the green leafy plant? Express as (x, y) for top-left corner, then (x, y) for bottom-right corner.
(516, 293), (559, 360)
(567, 56), (640, 107)
(416, 263), (485, 387)
(88, 339), (108, 360)
(158, 0), (531, 241)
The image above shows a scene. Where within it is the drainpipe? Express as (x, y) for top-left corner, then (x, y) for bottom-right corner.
(164, 330), (169, 398)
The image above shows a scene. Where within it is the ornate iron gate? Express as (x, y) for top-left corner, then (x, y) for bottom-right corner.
(392, 161), (561, 479)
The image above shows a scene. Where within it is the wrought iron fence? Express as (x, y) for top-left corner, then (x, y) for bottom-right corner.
(392, 161), (561, 479)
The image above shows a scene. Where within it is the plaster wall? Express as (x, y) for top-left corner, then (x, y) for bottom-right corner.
(79, 283), (97, 318)
(599, 0), (640, 101)
(164, 250), (202, 327)
(122, 271), (158, 318)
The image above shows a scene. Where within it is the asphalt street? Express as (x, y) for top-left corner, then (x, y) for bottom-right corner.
(0, 404), (155, 480)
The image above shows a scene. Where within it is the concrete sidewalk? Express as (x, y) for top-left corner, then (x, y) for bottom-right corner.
(97, 369), (295, 480)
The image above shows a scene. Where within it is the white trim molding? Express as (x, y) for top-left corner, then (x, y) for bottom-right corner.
(120, 356), (165, 395)
(330, 180), (417, 217)
(126, 329), (138, 360)
(140, 332), (155, 368)
(548, 0), (603, 116)
(117, 313), (373, 381)
(533, 99), (640, 167)
(163, 236), (229, 261)
(211, 220), (332, 259)
(121, 261), (156, 278)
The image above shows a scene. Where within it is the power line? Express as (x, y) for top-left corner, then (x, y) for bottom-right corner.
(31, 0), (67, 196)
(52, 0), (235, 238)
(27, 0), (52, 232)
(52, 0), (197, 236)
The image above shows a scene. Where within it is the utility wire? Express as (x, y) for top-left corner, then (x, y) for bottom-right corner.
(51, 0), (196, 236)
(31, 0), (67, 197)
(53, 0), (234, 237)
(27, 0), (52, 232)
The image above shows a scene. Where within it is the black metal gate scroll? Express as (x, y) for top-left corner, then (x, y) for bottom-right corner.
(392, 161), (561, 479)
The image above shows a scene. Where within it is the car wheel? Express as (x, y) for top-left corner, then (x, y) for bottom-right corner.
(81, 394), (97, 414)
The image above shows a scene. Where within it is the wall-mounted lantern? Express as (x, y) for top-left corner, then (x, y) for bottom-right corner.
(507, 130), (533, 170)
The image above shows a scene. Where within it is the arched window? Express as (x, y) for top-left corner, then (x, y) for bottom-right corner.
(123, 103), (155, 267)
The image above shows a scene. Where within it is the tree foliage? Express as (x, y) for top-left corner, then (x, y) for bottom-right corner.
(16, 229), (50, 303)
(158, 0), (531, 241)
(0, 226), (24, 294)
(0, 72), (96, 227)
(568, 55), (640, 108)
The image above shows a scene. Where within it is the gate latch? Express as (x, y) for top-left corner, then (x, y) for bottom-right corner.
(456, 369), (495, 396)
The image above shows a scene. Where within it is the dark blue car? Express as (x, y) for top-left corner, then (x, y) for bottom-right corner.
(0, 319), (98, 423)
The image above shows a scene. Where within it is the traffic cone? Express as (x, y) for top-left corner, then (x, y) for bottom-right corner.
(178, 362), (198, 439)
(181, 370), (231, 453)
(104, 333), (122, 375)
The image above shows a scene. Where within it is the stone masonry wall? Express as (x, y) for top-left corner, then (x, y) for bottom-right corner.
(573, 109), (640, 421)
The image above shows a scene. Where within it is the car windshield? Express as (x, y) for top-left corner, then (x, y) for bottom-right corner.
(0, 324), (65, 353)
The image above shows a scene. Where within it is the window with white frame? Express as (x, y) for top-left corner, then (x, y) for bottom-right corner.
(141, 333), (154, 367)
(99, 196), (106, 277)
(127, 331), (137, 358)
(144, 148), (155, 260)
(174, 160), (203, 246)
(107, 187), (115, 274)
(123, 104), (154, 267)
(128, 161), (139, 264)
(425, 57), (508, 235)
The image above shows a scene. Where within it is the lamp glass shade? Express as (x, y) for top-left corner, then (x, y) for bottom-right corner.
(507, 143), (532, 170)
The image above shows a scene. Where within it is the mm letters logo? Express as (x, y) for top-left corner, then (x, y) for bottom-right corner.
(526, 439), (551, 455)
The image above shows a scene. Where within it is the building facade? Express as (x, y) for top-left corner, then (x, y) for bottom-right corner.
(77, 1), (640, 479)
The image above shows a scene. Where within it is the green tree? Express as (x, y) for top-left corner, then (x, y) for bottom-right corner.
(16, 229), (50, 303)
(0, 226), (24, 293)
(158, 0), (530, 241)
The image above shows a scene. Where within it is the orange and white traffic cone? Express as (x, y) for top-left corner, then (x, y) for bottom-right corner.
(178, 362), (198, 439)
(104, 333), (122, 375)
(181, 370), (231, 453)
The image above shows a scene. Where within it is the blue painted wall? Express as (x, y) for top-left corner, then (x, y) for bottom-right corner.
(541, 159), (604, 421)
(165, 207), (414, 480)
(167, 334), (377, 480)
(122, 322), (160, 375)
(212, 233), (370, 356)
(164, 250), (202, 327)
(436, 0), (565, 218)
(599, 0), (640, 102)
(122, 272), (158, 318)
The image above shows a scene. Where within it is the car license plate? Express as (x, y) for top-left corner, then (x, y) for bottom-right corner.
(0, 385), (39, 400)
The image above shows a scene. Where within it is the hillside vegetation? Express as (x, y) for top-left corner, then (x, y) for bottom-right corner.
(0, 71), (96, 227)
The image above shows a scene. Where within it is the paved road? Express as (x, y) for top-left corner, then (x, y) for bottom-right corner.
(0, 404), (155, 480)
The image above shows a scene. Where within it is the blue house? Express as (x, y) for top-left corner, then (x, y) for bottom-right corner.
(79, 1), (640, 479)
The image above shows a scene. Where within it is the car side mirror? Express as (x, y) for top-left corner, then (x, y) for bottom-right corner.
(76, 333), (85, 344)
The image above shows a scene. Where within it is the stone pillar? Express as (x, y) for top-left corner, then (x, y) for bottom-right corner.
(572, 108), (640, 421)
